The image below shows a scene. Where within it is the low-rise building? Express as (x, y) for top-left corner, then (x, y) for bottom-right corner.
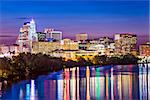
(87, 37), (115, 56)
(61, 39), (79, 50)
(9, 44), (20, 54)
(32, 42), (61, 54)
(78, 40), (90, 50)
(0, 44), (21, 57)
(50, 50), (77, 61)
(0, 45), (9, 54)
(50, 50), (98, 61)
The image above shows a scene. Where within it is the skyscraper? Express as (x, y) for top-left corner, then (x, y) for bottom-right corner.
(29, 19), (38, 42)
(17, 19), (38, 52)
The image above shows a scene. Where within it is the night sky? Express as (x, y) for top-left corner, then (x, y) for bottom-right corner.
(0, 0), (149, 45)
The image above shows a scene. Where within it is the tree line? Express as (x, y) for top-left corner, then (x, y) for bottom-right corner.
(0, 53), (139, 83)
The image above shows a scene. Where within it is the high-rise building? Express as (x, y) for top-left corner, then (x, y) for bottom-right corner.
(76, 33), (88, 41)
(44, 28), (62, 41)
(139, 42), (150, 56)
(114, 33), (137, 55)
(30, 19), (38, 41)
(17, 19), (38, 52)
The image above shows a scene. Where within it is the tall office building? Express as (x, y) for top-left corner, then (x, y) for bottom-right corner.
(29, 19), (38, 41)
(44, 28), (62, 41)
(17, 19), (38, 52)
(114, 33), (137, 55)
(76, 33), (88, 41)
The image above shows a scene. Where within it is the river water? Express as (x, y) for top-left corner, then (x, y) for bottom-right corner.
(1, 64), (150, 100)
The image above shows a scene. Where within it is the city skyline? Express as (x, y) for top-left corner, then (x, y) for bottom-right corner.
(0, 0), (149, 45)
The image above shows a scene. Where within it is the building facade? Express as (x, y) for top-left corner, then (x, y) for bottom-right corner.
(37, 32), (46, 42)
(32, 42), (61, 54)
(50, 50), (98, 61)
(139, 42), (150, 56)
(17, 19), (38, 52)
(114, 33), (137, 55)
(61, 39), (79, 50)
(87, 37), (115, 56)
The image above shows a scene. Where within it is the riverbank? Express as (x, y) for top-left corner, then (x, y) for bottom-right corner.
(0, 52), (146, 89)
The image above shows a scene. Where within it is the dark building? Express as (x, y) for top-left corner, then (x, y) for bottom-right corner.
(37, 32), (46, 42)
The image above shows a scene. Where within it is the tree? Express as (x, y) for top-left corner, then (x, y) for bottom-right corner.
(94, 55), (107, 65)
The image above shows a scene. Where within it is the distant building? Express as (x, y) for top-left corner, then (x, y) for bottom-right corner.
(37, 32), (46, 42)
(114, 33), (137, 55)
(0, 45), (9, 54)
(0, 44), (22, 57)
(9, 44), (20, 54)
(44, 28), (62, 41)
(30, 19), (38, 41)
(87, 37), (115, 56)
(17, 19), (38, 52)
(50, 50), (98, 61)
(78, 40), (90, 50)
(61, 39), (79, 50)
(75, 50), (99, 60)
(50, 50), (77, 61)
(139, 42), (150, 56)
(32, 42), (61, 54)
(107, 42), (115, 56)
(76, 33), (88, 41)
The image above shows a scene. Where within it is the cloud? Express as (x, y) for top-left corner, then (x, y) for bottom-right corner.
(16, 17), (31, 20)
(0, 35), (17, 37)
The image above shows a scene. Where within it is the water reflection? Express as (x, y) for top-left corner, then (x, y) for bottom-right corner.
(2, 64), (150, 100)
(139, 63), (150, 100)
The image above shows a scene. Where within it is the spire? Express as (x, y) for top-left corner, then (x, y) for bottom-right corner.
(30, 18), (35, 24)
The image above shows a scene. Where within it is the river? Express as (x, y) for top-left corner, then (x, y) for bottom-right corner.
(1, 64), (150, 100)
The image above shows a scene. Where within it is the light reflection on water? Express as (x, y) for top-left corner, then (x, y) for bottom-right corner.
(2, 64), (150, 100)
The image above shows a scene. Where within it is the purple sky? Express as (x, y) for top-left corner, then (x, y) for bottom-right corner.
(0, 0), (149, 45)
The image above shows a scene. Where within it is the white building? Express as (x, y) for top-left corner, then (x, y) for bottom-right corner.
(29, 19), (38, 42)
(17, 19), (38, 53)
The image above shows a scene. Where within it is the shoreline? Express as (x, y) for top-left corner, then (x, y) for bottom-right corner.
(0, 52), (149, 90)
(2, 62), (150, 91)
